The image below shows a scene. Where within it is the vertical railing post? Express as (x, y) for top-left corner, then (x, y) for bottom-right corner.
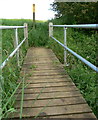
(49, 22), (53, 37)
(24, 23), (28, 48)
(15, 28), (20, 67)
(64, 27), (67, 65)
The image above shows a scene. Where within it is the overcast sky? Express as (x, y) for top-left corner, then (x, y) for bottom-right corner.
(0, 0), (55, 20)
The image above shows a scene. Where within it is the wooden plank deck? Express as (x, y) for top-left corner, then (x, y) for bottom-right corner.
(9, 47), (97, 119)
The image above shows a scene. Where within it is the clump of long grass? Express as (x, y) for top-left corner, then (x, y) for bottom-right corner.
(28, 22), (49, 47)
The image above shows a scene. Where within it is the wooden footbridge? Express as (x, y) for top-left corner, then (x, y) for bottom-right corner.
(10, 47), (96, 119)
(1, 23), (98, 119)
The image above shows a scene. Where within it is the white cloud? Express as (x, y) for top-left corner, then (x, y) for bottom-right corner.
(0, 0), (55, 20)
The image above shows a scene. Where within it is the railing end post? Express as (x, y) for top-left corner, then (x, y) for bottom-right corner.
(49, 22), (53, 37)
(24, 23), (28, 48)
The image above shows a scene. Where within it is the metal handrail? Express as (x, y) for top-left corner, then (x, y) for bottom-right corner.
(51, 36), (98, 72)
(0, 23), (28, 69)
(49, 23), (98, 73)
(0, 26), (26, 29)
(0, 37), (26, 69)
(51, 24), (98, 29)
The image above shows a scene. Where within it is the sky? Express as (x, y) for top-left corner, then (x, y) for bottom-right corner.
(0, 0), (55, 20)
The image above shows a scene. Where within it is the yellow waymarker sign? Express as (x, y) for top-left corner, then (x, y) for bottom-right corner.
(32, 4), (35, 13)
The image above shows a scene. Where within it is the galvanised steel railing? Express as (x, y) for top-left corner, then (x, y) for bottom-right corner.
(0, 23), (28, 69)
(49, 23), (98, 73)
(0, 26), (25, 29)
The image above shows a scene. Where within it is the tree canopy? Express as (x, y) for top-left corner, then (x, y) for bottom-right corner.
(51, 2), (97, 24)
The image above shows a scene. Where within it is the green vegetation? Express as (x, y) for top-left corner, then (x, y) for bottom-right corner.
(1, 19), (33, 118)
(28, 22), (49, 47)
(29, 64), (37, 69)
(51, 2), (97, 24)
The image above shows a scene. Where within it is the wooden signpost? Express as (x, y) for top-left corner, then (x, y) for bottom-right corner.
(33, 4), (35, 29)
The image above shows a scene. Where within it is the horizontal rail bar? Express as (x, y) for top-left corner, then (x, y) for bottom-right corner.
(0, 26), (26, 30)
(51, 24), (98, 29)
(51, 36), (98, 73)
(0, 37), (26, 69)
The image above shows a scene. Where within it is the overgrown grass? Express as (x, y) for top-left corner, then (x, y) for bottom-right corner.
(1, 19), (50, 118)
(28, 22), (49, 47)
(1, 19), (33, 118)
(49, 22), (97, 117)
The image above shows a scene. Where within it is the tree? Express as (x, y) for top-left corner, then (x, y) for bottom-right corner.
(51, 2), (97, 24)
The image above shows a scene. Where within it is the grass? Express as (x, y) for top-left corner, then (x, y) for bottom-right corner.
(28, 22), (49, 47)
(52, 60), (59, 65)
(2, 80), (22, 118)
(1, 19), (33, 118)
(29, 64), (37, 69)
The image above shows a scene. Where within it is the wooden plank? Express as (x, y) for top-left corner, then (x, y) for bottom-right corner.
(22, 71), (67, 77)
(24, 61), (54, 64)
(15, 96), (86, 108)
(11, 104), (93, 118)
(18, 78), (71, 84)
(49, 113), (97, 119)
(21, 69), (66, 74)
(22, 67), (64, 71)
(25, 78), (71, 83)
(16, 86), (78, 94)
(15, 91), (81, 100)
(22, 72), (66, 76)
(23, 64), (59, 70)
(8, 113), (97, 119)
(19, 81), (75, 89)
(22, 64), (63, 69)
(26, 75), (68, 79)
